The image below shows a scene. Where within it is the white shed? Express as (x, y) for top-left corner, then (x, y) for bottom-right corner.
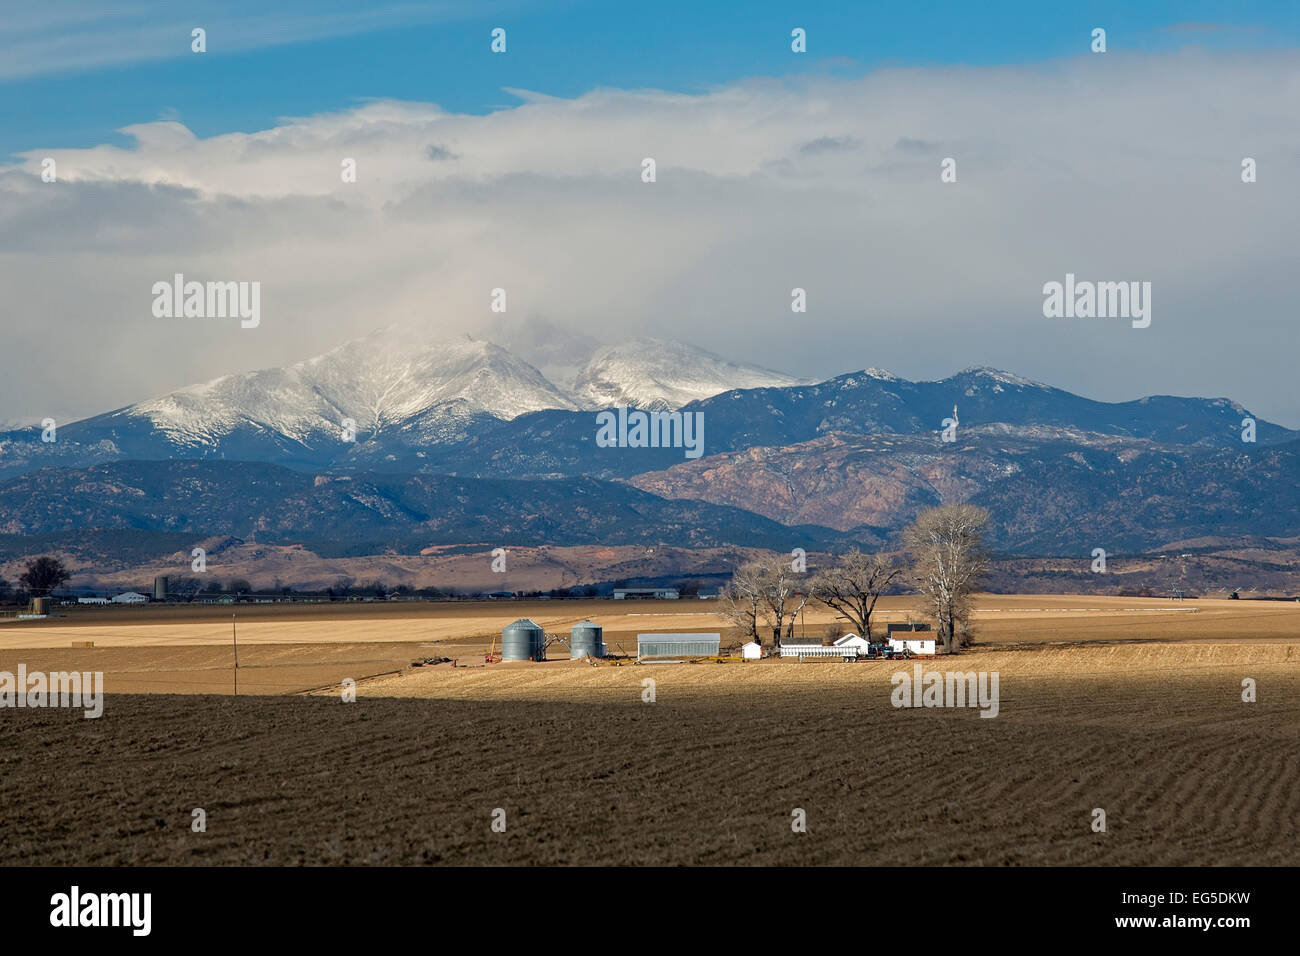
(888, 636), (936, 656)
(740, 641), (763, 660)
(832, 633), (871, 652)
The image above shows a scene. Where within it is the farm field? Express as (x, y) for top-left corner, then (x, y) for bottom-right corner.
(1, 594), (1296, 695)
(1, 640), (1296, 866)
(1, 596), (1296, 866)
(4, 593), (1298, 646)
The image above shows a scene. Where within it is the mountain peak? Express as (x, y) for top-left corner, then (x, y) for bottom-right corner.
(121, 325), (576, 448)
(949, 366), (1051, 390)
(571, 337), (802, 410)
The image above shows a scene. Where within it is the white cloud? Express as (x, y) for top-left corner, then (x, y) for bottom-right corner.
(2, 49), (1299, 427)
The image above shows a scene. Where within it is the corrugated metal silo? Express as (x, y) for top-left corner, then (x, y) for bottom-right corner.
(568, 620), (604, 659)
(501, 618), (546, 661)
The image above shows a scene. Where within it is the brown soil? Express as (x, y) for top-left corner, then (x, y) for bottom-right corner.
(1, 642), (1296, 866)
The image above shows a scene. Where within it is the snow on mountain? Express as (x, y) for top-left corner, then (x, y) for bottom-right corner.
(570, 337), (804, 410)
(944, 367), (1053, 391)
(484, 315), (602, 395)
(122, 326), (577, 448)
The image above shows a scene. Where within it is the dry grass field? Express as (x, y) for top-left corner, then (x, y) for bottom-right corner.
(1, 596), (1297, 865)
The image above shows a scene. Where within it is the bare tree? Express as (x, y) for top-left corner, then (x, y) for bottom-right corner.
(902, 504), (990, 653)
(784, 589), (812, 639)
(169, 576), (203, 603)
(718, 564), (763, 642)
(753, 556), (809, 643)
(719, 557), (810, 646)
(811, 549), (903, 641)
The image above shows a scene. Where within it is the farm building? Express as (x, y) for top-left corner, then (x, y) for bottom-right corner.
(614, 588), (680, 600)
(740, 641), (763, 660)
(889, 635), (936, 655)
(887, 623), (936, 655)
(883, 624), (935, 655)
(568, 621), (605, 659)
(77, 597), (109, 605)
(637, 633), (720, 659)
(111, 592), (149, 604)
(501, 619), (547, 661)
(832, 633), (871, 653)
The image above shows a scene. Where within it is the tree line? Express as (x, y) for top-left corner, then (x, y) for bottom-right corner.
(718, 504), (990, 654)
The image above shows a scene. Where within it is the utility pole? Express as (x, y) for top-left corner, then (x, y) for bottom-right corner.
(232, 613), (238, 695)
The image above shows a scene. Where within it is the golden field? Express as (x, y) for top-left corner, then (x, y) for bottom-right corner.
(1, 594), (1296, 695)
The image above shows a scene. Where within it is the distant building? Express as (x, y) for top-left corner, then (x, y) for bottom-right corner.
(832, 633), (872, 653)
(637, 633), (720, 659)
(887, 623), (936, 655)
(77, 597), (109, 605)
(613, 588), (680, 600)
(111, 592), (149, 604)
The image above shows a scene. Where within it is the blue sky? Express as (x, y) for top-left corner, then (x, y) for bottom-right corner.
(4, 0), (1298, 160)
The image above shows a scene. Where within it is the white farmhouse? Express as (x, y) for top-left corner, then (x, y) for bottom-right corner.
(888, 635), (936, 655)
(887, 623), (936, 655)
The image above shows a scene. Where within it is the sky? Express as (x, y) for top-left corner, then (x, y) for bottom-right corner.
(2, 0), (1300, 427)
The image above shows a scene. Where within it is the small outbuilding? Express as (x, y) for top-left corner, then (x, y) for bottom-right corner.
(637, 633), (720, 660)
(740, 641), (763, 660)
(831, 633), (871, 652)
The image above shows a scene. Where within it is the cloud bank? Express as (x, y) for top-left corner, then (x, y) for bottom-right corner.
(2, 48), (1298, 426)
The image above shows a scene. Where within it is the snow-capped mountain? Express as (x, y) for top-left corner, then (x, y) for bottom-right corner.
(0, 325), (807, 475)
(4, 323), (1291, 488)
(569, 337), (804, 410)
(483, 316), (602, 395)
(65, 327), (577, 458)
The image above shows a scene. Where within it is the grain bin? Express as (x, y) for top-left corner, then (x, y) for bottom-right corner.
(568, 620), (605, 659)
(501, 619), (546, 661)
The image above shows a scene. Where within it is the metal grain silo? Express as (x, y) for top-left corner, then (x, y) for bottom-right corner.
(501, 619), (546, 661)
(568, 620), (605, 659)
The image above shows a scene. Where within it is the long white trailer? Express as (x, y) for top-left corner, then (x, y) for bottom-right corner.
(778, 644), (859, 659)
